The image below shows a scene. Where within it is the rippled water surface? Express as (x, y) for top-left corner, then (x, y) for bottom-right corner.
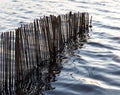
(0, 0), (120, 95)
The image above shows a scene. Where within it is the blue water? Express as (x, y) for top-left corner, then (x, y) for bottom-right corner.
(0, 0), (120, 95)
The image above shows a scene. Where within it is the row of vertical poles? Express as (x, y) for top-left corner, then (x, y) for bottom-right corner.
(0, 12), (89, 95)
(0, 31), (15, 95)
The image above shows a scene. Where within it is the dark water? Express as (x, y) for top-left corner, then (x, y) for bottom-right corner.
(0, 0), (120, 95)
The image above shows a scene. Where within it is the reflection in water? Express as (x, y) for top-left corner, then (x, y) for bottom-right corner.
(1, 0), (120, 94)
(14, 32), (89, 95)
(0, 12), (89, 95)
(64, 29), (89, 56)
(15, 58), (62, 95)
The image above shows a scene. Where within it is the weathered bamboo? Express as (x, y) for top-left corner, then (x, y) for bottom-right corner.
(0, 12), (90, 94)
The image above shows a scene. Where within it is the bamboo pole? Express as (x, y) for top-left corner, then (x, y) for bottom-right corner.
(0, 12), (90, 94)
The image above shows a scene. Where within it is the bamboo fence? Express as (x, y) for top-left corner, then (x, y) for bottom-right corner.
(0, 12), (89, 94)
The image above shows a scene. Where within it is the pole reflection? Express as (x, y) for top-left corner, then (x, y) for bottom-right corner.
(15, 32), (89, 95)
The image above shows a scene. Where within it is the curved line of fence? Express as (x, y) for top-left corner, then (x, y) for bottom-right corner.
(0, 12), (89, 94)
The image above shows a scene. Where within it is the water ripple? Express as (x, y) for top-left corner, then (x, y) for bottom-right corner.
(0, 0), (120, 95)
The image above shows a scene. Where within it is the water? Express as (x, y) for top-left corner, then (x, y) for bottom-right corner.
(0, 0), (120, 95)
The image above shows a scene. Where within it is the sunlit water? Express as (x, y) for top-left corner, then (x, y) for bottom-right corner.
(0, 0), (120, 95)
